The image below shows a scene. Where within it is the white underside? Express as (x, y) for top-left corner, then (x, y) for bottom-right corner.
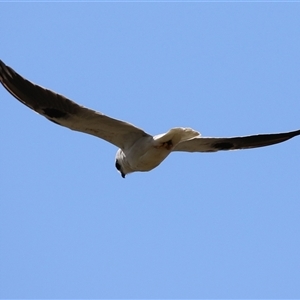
(117, 127), (200, 175)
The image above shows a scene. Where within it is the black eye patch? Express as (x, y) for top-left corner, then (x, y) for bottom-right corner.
(115, 160), (121, 171)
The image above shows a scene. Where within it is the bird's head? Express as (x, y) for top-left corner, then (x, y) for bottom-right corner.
(115, 149), (132, 178)
(115, 159), (126, 178)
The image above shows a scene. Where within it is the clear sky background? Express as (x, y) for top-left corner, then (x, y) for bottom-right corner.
(0, 2), (300, 299)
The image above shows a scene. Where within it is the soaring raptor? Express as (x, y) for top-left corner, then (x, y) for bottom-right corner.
(1, 60), (299, 178)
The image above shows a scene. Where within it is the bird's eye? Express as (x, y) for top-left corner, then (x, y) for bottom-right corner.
(115, 160), (121, 171)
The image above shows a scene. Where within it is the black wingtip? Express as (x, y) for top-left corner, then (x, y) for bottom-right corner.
(0, 60), (17, 86)
(0, 59), (6, 81)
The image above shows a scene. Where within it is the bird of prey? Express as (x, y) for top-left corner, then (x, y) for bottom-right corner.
(1, 60), (299, 178)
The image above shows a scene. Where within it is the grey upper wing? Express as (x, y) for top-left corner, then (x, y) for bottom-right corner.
(0, 60), (150, 150)
(173, 130), (300, 152)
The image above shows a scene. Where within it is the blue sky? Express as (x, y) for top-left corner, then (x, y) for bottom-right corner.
(1, 2), (300, 298)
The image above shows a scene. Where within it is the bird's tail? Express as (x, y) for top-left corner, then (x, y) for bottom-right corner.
(153, 127), (200, 146)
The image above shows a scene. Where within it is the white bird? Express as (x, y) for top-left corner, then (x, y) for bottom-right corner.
(1, 60), (299, 178)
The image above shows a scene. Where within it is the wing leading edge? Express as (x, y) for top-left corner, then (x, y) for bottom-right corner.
(173, 130), (300, 152)
(0, 60), (149, 150)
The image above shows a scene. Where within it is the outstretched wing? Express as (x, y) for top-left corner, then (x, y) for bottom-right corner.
(173, 130), (300, 152)
(0, 60), (149, 150)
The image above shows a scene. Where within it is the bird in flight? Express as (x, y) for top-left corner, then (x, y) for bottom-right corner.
(1, 60), (299, 178)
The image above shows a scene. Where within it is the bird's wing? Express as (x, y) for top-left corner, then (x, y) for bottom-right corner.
(0, 60), (150, 150)
(172, 130), (300, 152)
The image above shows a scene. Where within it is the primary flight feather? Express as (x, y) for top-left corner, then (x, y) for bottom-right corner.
(1, 60), (299, 178)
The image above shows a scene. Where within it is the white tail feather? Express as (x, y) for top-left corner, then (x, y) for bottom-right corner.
(153, 127), (200, 146)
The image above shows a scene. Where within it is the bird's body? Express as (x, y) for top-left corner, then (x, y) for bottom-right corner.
(117, 127), (200, 176)
(0, 59), (299, 178)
